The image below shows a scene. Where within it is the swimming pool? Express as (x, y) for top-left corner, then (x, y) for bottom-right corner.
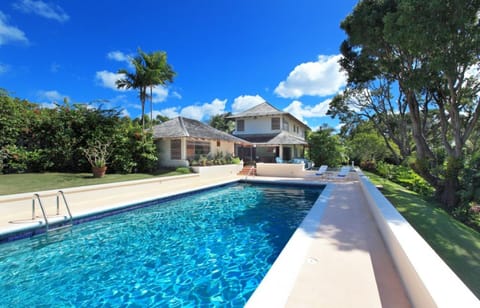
(0, 182), (323, 307)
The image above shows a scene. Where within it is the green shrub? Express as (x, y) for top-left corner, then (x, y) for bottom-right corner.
(175, 167), (190, 174)
(373, 161), (434, 197)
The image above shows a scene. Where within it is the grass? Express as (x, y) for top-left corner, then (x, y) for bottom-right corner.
(0, 169), (188, 195)
(365, 172), (480, 298)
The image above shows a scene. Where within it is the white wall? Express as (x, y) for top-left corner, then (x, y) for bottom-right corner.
(191, 163), (243, 178)
(235, 115), (306, 140)
(358, 171), (480, 307)
(235, 117), (276, 134)
(157, 138), (237, 168)
(256, 162), (305, 177)
(156, 139), (189, 168)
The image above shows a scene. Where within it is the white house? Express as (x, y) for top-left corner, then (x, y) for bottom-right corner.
(152, 117), (250, 167)
(228, 102), (311, 163)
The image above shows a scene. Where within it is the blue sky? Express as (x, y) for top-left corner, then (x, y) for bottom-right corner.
(0, 0), (358, 130)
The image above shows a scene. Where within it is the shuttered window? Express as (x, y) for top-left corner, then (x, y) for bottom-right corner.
(237, 120), (245, 131)
(170, 139), (181, 160)
(271, 117), (280, 130)
(187, 141), (211, 159)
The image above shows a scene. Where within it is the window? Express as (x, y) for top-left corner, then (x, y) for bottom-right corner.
(237, 119), (245, 131)
(283, 120), (289, 131)
(170, 139), (181, 160)
(187, 140), (211, 159)
(271, 117), (280, 130)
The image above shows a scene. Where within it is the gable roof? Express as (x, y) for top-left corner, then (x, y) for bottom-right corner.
(228, 101), (286, 118)
(152, 117), (250, 144)
(228, 101), (311, 131)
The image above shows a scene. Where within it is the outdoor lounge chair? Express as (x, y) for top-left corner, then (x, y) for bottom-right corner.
(315, 165), (328, 175)
(337, 166), (351, 177)
(275, 157), (284, 163)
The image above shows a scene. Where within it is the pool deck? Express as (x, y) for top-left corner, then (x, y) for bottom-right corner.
(0, 172), (411, 307)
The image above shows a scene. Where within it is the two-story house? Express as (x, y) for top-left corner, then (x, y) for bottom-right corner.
(228, 102), (310, 163)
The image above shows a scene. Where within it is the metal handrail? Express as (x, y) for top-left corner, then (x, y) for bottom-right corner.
(56, 190), (73, 226)
(245, 166), (255, 180)
(32, 193), (50, 232)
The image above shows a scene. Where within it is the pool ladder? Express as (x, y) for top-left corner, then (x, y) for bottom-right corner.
(32, 190), (73, 233)
(244, 166), (256, 180)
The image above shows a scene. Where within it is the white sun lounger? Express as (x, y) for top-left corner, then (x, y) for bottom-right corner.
(315, 165), (328, 175)
(337, 166), (351, 177)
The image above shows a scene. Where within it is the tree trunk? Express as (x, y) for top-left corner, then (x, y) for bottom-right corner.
(436, 176), (460, 210)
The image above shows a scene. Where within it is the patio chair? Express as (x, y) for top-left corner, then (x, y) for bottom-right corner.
(315, 165), (328, 175)
(337, 166), (351, 177)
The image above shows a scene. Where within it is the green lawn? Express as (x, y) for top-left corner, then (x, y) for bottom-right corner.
(365, 172), (480, 298)
(0, 170), (187, 195)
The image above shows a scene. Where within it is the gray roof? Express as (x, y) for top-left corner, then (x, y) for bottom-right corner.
(236, 132), (308, 145)
(228, 101), (311, 131)
(228, 101), (286, 118)
(152, 117), (250, 144)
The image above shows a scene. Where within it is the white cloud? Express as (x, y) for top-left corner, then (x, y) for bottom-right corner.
(0, 11), (28, 45)
(107, 51), (130, 63)
(151, 86), (168, 103)
(13, 0), (69, 22)
(95, 70), (125, 91)
(171, 91), (182, 99)
(158, 98), (227, 121)
(232, 94), (265, 113)
(283, 99), (331, 123)
(180, 98), (227, 121)
(158, 107), (179, 119)
(37, 89), (69, 103)
(274, 54), (347, 98)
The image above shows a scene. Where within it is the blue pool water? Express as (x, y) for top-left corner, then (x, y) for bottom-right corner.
(0, 182), (322, 307)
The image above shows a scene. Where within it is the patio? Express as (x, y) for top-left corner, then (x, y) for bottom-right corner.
(0, 171), (477, 307)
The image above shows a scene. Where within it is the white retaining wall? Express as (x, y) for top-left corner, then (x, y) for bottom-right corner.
(191, 164), (243, 178)
(358, 171), (479, 307)
(256, 162), (305, 177)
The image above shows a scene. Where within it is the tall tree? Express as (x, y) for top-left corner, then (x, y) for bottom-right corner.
(307, 125), (346, 167)
(138, 49), (175, 127)
(339, 0), (480, 209)
(116, 54), (149, 130)
(116, 48), (175, 130)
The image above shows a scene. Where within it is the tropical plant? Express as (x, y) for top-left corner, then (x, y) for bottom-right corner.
(83, 140), (111, 168)
(116, 48), (175, 130)
(307, 125), (346, 167)
(209, 113), (235, 133)
(116, 53), (149, 130)
(139, 49), (175, 126)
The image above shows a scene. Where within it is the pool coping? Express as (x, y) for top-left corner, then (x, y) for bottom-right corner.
(0, 176), (236, 242)
(245, 181), (334, 307)
(1, 173), (478, 306)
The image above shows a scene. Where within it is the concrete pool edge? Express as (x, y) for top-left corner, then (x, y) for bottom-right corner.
(0, 176), (239, 242)
(245, 182), (334, 307)
(358, 171), (480, 307)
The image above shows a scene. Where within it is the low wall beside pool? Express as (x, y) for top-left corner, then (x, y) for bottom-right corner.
(256, 162), (305, 177)
(191, 163), (244, 178)
(358, 171), (479, 307)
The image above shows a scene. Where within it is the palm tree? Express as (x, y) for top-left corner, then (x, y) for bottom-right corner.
(116, 49), (175, 130)
(116, 55), (150, 130)
(139, 50), (175, 127)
